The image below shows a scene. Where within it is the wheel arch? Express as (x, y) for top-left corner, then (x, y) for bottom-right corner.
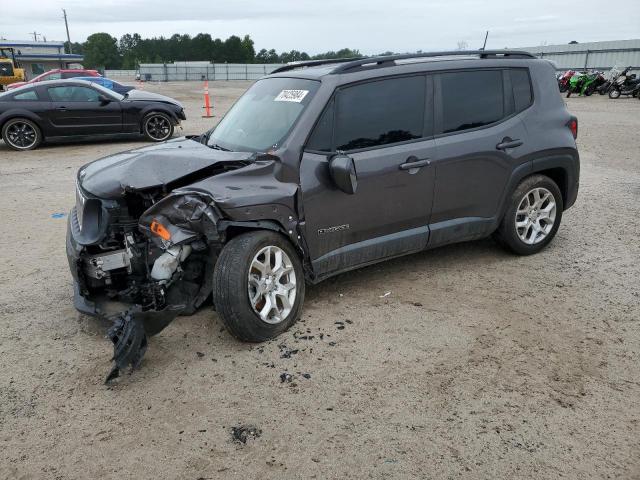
(0, 111), (45, 138)
(139, 107), (179, 132)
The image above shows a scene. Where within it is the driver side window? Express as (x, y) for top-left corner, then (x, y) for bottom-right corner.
(48, 86), (100, 102)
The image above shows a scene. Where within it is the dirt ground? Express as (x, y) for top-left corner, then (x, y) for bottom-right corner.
(1, 81), (639, 480)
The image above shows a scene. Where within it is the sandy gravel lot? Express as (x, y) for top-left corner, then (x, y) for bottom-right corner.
(0, 81), (639, 479)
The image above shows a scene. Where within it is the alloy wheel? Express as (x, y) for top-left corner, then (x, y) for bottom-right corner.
(248, 245), (297, 324)
(5, 121), (37, 149)
(145, 115), (171, 141)
(515, 187), (557, 245)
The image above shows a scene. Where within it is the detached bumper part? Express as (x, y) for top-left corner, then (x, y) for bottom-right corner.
(105, 305), (184, 383)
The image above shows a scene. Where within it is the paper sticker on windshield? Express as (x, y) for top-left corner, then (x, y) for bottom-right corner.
(275, 89), (309, 103)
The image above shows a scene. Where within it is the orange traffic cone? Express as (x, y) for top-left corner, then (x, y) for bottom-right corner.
(202, 80), (213, 118)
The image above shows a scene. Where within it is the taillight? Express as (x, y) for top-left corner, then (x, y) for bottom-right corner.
(567, 117), (578, 140)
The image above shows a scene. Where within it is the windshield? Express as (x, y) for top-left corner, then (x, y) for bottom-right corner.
(208, 77), (320, 152)
(90, 82), (124, 101)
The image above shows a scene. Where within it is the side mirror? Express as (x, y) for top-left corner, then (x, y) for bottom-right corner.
(329, 153), (357, 194)
(98, 94), (111, 104)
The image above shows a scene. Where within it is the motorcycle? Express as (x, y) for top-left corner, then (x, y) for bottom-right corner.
(596, 65), (623, 95)
(566, 71), (603, 97)
(608, 66), (640, 99)
(558, 70), (576, 93)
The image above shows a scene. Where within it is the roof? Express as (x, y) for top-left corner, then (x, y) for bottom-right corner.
(268, 50), (538, 79)
(518, 39), (640, 54)
(0, 40), (65, 48)
(15, 53), (84, 61)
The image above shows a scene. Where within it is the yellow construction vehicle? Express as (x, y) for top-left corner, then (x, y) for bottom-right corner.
(0, 48), (25, 91)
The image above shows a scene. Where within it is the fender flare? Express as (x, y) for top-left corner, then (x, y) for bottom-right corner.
(494, 149), (580, 228)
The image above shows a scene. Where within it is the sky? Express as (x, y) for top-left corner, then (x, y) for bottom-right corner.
(2, 0), (639, 54)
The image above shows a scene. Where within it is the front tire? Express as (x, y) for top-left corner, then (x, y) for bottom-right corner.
(493, 175), (563, 255)
(609, 88), (621, 99)
(1, 118), (42, 151)
(213, 231), (305, 342)
(142, 112), (174, 142)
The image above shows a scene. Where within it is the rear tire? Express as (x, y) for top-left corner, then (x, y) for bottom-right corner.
(1, 118), (42, 151)
(213, 231), (305, 342)
(142, 112), (174, 142)
(493, 175), (563, 256)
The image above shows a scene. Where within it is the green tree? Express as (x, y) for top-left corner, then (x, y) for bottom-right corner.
(240, 35), (255, 63)
(64, 41), (84, 55)
(83, 33), (120, 69)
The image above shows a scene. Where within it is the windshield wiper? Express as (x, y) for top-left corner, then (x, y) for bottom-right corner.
(209, 143), (231, 151)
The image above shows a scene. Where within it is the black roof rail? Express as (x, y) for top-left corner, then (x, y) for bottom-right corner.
(332, 50), (537, 73)
(271, 57), (366, 74)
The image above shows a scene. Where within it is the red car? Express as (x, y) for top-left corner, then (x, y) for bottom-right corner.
(7, 68), (101, 90)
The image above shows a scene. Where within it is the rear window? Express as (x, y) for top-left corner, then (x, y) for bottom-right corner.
(334, 75), (426, 151)
(510, 68), (533, 113)
(440, 70), (504, 133)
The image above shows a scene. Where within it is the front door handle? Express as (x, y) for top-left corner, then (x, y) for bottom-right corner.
(399, 156), (431, 170)
(496, 138), (523, 150)
(57, 106), (67, 111)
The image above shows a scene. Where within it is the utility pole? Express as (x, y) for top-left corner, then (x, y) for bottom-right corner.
(62, 9), (72, 53)
(30, 31), (41, 42)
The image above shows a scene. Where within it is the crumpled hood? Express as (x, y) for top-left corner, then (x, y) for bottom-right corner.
(79, 137), (254, 198)
(125, 89), (184, 108)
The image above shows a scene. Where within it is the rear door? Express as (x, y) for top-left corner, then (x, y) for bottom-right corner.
(300, 74), (437, 278)
(46, 85), (122, 135)
(429, 68), (530, 246)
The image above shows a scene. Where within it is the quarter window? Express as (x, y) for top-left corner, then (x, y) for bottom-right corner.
(306, 100), (334, 152)
(48, 86), (100, 102)
(13, 90), (38, 100)
(440, 70), (504, 133)
(510, 69), (533, 113)
(334, 76), (425, 151)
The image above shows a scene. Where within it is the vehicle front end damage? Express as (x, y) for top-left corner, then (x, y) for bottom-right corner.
(65, 138), (302, 382)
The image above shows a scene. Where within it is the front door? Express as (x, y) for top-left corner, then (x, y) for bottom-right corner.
(46, 85), (122, 135)
(300, 74), (436, 278)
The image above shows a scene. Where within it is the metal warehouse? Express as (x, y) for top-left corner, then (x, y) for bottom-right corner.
(518, 39), (640, 73)
(0, 40), (84, 80)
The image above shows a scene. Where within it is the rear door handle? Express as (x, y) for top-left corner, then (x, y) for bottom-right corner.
(496, 138), (523, 150)
(399, 156), (431, 170)
(57, 106), (67, 111)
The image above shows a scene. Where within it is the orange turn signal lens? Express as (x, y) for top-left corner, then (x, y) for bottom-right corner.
(150, 220), (171, 241)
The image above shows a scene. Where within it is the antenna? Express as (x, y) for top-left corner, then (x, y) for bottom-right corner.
(481, 31), (489, 50)
(63, 9), (72, 53)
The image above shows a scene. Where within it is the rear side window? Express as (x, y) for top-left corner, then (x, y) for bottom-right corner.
(334, 76), (425, 151)
(440, 70), (504, 133)
(510, 68), (533, 113)
(13, 90), (38, 101)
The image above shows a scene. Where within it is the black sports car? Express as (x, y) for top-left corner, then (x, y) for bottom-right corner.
(0, 79), (186, 151)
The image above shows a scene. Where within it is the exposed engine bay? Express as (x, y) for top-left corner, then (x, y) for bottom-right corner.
(66, 136), (302, 382)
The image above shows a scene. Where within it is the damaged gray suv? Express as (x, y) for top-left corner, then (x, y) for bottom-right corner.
(66, 51), (579, 380)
